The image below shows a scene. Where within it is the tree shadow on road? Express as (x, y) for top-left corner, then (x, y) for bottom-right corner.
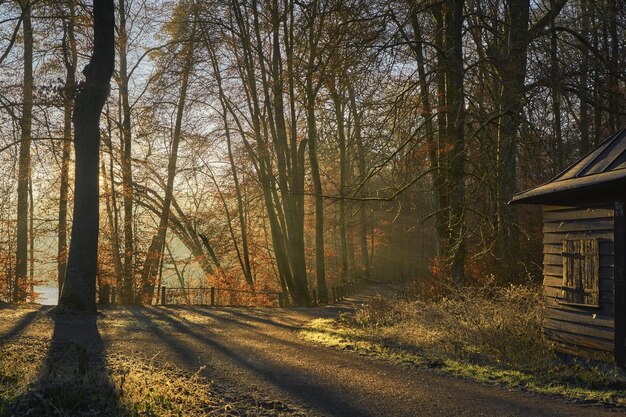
(132, 307), (372, 417)
(5, 311), (120, 417)
(0, 306), (47, 340)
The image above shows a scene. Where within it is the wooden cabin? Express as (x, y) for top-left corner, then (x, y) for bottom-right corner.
(511, 128), (626, 366)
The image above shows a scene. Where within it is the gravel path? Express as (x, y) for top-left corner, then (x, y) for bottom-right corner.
(0, 287), (622, 416)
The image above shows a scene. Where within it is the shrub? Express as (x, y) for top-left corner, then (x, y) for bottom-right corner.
(347, 282), (551, 370)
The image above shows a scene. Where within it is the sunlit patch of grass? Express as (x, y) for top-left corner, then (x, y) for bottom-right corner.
(1, 339), (302, 417)
(300, 286), (626, 407)
(110, 354), (219, 416)
(0, 309), (303, 416)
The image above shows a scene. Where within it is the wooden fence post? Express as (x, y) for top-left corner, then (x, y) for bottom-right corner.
(161, 286), (166, 305)
(111, 286), (116, 305)
(331, 287), (336, 303)
(210, 287), (215, 306)
(313, 289), (318, 306)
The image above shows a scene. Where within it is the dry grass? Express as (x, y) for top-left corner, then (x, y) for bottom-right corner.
(351, 283), (549, 369)
(301, 282), (626, 407)
(0, 310), (305, 417)
(0, 339), (221, 417)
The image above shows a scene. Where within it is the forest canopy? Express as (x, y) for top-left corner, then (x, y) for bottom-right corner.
(0, 0), (623, 306)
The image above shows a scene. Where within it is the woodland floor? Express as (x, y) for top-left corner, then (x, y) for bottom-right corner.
(0, 286), (623, 416)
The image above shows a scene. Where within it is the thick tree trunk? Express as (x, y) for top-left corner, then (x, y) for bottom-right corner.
(14, 2), (32, 302)
(58, 0), (114, 312)
(493, 0), (530, 277)
(445, 0), (466, 285)
(493, 0), (566, 279)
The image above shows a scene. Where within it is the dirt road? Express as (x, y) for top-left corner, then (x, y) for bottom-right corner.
(0, 288), (622, 416)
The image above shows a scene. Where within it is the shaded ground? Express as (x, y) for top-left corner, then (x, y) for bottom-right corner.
(0, 286), (623, 416)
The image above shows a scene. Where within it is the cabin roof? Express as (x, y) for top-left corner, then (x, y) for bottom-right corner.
(511, 128), (626, 204)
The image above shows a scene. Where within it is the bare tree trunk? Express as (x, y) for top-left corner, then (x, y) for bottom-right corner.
(140, 31), (194, 304)
(230, 0), (308, 305)
(305, 0), (327, 300)
(202, 28), (253, 285)
(592, 2), (602, 146)
(550, 4), (563, 172)
(432, 5), (450, 264)
(330, 84), (350, 282)
(579, 0), (590, 154)
(58, 0), (77, 297)
(347, 83), (369, 281)
(14, 1), (32, 302)
(444, 0), (465, 285)
(607, 0), (621, 131)
(118, 0), (135, 304)
(407, 4), (442, 262)
(58, 0), (115, 312)
(493, 0), (566, 279)
(28, 169), (34, 299)
(101, 124), (123, 288)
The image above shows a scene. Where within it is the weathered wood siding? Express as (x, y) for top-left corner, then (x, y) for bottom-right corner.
(542, 204), (615, 358)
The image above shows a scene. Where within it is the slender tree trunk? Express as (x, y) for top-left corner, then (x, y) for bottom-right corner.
(28, 170), (34, 299)
(432, 5), (450, 264)
(105, 108), (124, 291)
(331, 85), (350, 282)
(58, 0), (115, 312)
(579, 0), (590, 154)
(230, 0), (307, 305)
(304, 0), (327, 300)
(14, 1), (32, 302)
(117, 0), (135, 304)
(408, 5), (442, 262)
(58, 0), (77, 297)
(101, 134), (123, 289)
(607, 0), (621, 131)
(550, 5), (563, 172)
(203, 31), (253, 285)
(140, 33), (194, 304)
(348, 84), (369, 280)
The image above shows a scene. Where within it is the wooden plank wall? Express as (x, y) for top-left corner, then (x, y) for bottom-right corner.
(542, 204), (615, 358)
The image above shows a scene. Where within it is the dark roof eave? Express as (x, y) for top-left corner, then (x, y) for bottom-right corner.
(509, 169), (626, 205)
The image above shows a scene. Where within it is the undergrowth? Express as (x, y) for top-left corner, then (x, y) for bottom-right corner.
(301, 281), (626, 407)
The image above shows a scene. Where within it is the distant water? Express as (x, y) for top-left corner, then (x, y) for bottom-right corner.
(33, 285), (58, 305)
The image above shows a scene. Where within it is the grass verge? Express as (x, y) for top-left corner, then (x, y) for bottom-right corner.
(0, 311), (304, 417)
(300, 284), (626, 407)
